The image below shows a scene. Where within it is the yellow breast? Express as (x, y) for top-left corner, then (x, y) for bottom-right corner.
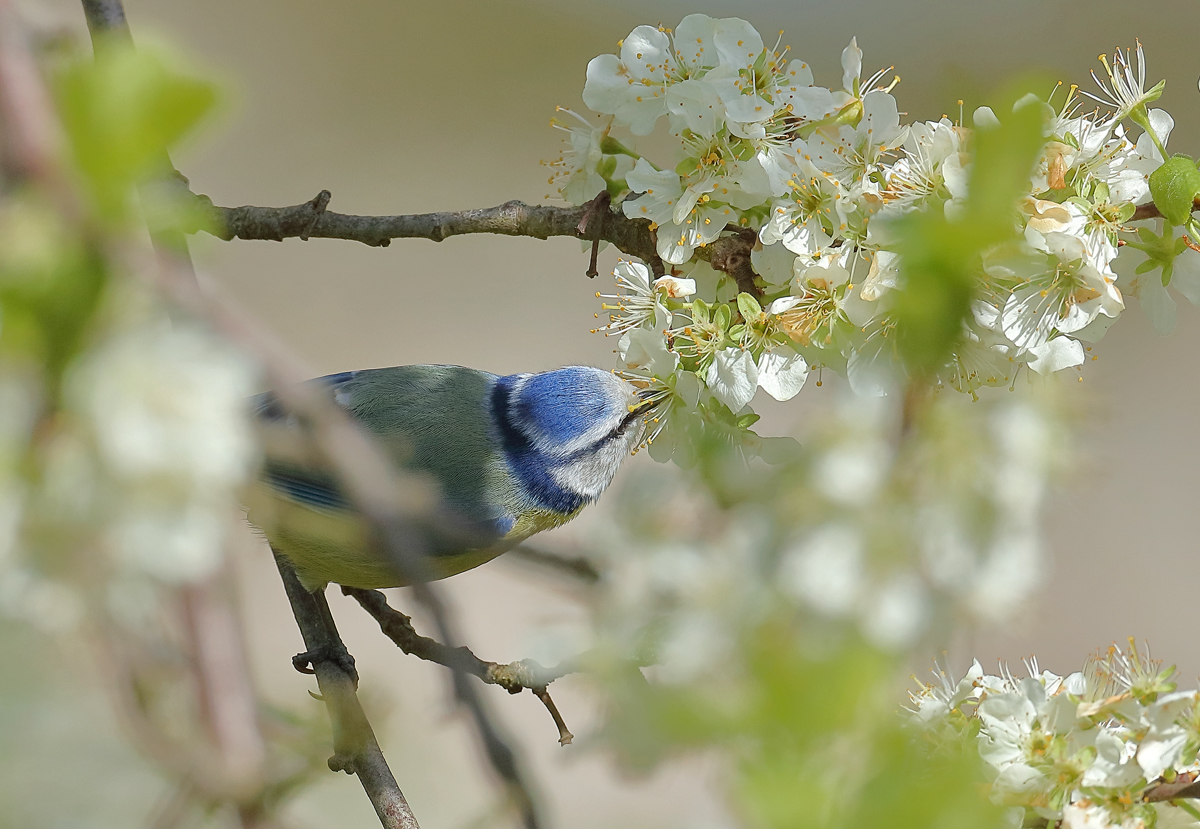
(243, 481), (583, 592)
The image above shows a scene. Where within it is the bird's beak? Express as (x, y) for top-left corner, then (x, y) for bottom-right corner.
(630, 390), (661, 416)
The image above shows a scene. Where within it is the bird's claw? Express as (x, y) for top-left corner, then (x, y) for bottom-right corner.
(292, 646), (359, 686)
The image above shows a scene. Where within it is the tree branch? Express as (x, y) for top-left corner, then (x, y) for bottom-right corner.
(192, 188), (666, 277)
(1144, 775), (1200, 802)
(75, 3), (442, 827)
(344, 587), (577, 746)
(275, 555), (420, 829)
(507, 544), (601, 585)
(1130, 196), (1200, 223)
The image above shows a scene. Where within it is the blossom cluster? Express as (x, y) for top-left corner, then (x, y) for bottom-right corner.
(909, 644), (1200, 829)
(0, 311), (258, 631)
(550, 392), (1059, 683)
(547, 17), (1200, 454)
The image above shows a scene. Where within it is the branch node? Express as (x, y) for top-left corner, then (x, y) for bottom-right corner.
(300, 189), (332, 241)
(709, 228), (762, 297)
(577, 190), (612, 279)
(328, 753), (357, 775)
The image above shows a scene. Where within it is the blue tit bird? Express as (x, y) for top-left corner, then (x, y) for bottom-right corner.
(245, 364), (649, 592)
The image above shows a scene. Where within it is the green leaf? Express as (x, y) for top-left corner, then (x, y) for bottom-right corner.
(736, 291), (763, 323)
(690, 298), (711, 324)
(713, 302), (732, 332)
(892, 92), (1044, 376)
(57, 40), (218, 220)
(675, 156), (698, 177)
(1148, 154), (1200, 226)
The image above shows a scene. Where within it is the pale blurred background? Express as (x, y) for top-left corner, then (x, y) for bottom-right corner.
(4, 1), (1200, 826)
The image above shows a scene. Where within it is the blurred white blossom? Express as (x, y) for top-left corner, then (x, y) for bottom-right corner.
(66, 322), (258, 584)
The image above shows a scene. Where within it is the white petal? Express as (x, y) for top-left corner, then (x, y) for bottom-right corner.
(619, 328), (678, 378)
(673, 370), (702, 408)
(1140, 275), (1178, 335)
(767, 296), (802, 315)
(1171, 248), (1200, 305)
(840, 37), (862, 92)
(1026, 338), (1084, 375)
(757, 350), (809, 400)
(752, 242), (800, 289)
(713, 17), (763, 68)
(1138, 726), (1190, 781)
(625, 157), (679, 198)
(973, 106), (1000, 130)
(705, 347), (757, 410)
(653, 275), (695, 298)
(673, 14), (719, 70)
(665, 78), (724, 138)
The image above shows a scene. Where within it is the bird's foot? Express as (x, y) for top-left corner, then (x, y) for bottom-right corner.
(292, 645), (359, 686)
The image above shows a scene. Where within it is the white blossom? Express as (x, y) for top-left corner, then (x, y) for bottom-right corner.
(705, 347), (757, 410)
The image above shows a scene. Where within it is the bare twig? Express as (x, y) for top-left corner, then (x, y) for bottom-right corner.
(531, 688), (574, 747)
(1131, 197), (1200, 223)
(178, 577), (268, 787)
(507, 544), (601, 585)
(343, 587), (576, 744)
(80, 0), (132, 42)
(80, 1), (272, 817)
(71, 3), (437, 826)
(275, 555), (420, 829)
(80, 0), (196, 277)
(1144, 775), (1200, 802)
(577, 189), (612, 278)
(193, 188), (664, 278)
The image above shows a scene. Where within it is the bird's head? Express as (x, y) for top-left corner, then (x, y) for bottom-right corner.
(494, 366), (649, 504)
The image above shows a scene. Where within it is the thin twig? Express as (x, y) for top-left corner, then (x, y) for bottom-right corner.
(1131, 197), (1200, 223)
(193, 188), (664, 278)
(145, 781), (194, 829)
(577, 189), (611, 278)
(178, 578), (268, 786)
(80, 0), (132, 41)
(507, 544), (601, 584)
(74, 3), (433, 827)
(1144, 776), (1200, 802)
(275, 555), (421, 829)
(80, 0), (196, 278)
(344, 587), (576, 744)
(531, 688), (574, 747)
(81, 0), (270, 806)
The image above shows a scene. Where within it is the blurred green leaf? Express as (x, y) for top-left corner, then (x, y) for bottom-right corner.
(0, 196), (104, 386)
(56, 39), (217, 221)
(893, 94), (1044, 377)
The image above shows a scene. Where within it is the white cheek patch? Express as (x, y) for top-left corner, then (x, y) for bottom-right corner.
(550, 427), (638, 499)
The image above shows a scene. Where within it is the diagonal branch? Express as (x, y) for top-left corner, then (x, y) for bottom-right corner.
(276, 556), (420, 829)
(191, 188), (666, 276)
(344, 587), (577, 746)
